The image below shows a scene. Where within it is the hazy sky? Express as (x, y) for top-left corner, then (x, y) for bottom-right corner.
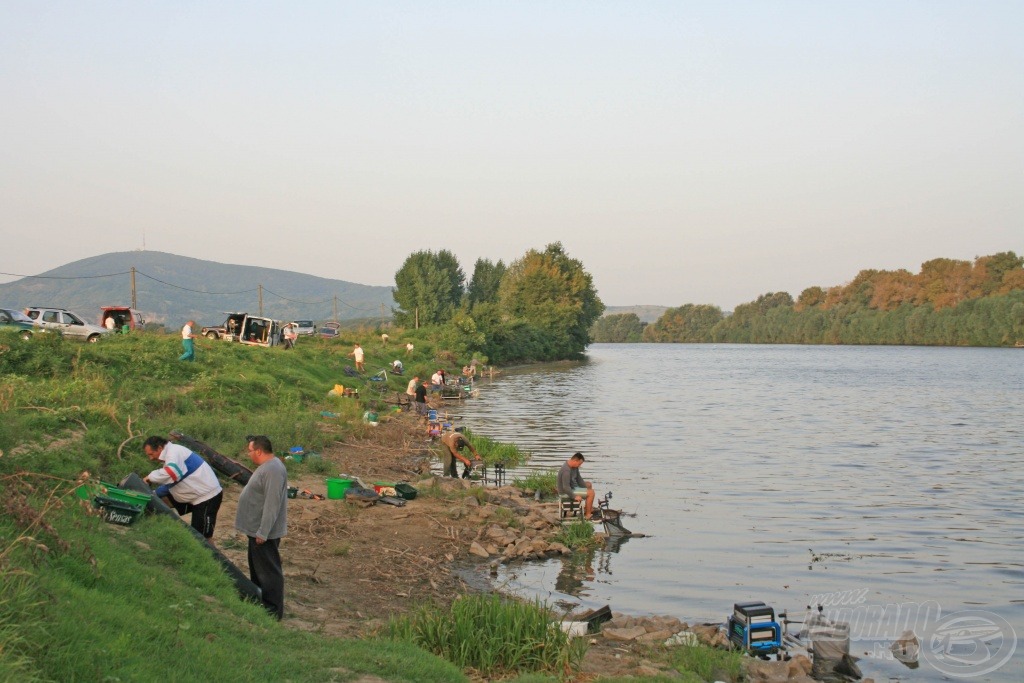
(2, 1), (1021, 309)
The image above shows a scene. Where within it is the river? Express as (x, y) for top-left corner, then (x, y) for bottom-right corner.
(455, 344), (1023, 682)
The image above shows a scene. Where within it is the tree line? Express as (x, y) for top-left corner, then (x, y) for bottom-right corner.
(593, 252), (1024, 347)
(391, 242), (604, 364)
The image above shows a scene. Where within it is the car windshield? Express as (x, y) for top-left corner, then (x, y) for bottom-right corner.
(8, 310), (33, 323)
(294, 320), (313, 327)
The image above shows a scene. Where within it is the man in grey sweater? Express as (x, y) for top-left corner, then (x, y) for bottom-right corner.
(557, 452), (596, 520)
(235, 435), (288, 620)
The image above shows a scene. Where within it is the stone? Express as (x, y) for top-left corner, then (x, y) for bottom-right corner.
(786, 654), (812, 678)
(665, 631), (698, 646)
(602, 626), (648, 641)
(469, 542), (490, 558)
(743, 658), (790, 683)
(690, 623), (720, 645)
(890, 629), (919, 664)
(637, 629), (674, 643)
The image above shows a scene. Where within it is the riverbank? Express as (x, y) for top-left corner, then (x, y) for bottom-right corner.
(208, 406), (816, 682)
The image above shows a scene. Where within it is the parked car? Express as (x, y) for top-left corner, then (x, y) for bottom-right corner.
(25, 307), (109, 342)
(317, 321), (341, 339)
(100, 306), (145, 332)
(238, 315), (282, 348)
(292, 320), (316, 336)
(202, 313), (247, 340)
(0, 307), (38, 340)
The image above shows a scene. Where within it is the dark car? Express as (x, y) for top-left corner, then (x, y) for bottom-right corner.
(0, 308), (38, 340)
(317, 322), (341, 338)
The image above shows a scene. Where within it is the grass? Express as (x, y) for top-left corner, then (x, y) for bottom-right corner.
(384, 594), (587, 678)
(512, 469), (558, 496)
(460, 428), (530, 468)
(552, 520), (601, 550)
(0, 330), (733, 682)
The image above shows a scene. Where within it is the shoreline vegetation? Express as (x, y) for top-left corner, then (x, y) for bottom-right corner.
(592, 251), (1024, 346)
(0, 327), (775, 682)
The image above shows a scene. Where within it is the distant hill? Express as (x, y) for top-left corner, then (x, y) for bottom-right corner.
(0, 251), (394, 328)
(602, 305), (669, 323)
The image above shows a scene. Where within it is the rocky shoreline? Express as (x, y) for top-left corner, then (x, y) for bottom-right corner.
(210, 406), (857, 682)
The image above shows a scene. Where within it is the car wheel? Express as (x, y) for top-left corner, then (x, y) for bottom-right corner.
(206, 331), (219, 339)
(87, 334), (100, 343)
(19, 330), (32, 341)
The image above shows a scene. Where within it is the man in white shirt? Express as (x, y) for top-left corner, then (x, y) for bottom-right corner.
(179, 320), (196, 361)
(143, 435), (223, 538)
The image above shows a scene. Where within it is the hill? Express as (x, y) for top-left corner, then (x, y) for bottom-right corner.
(0, 251), (395, 328)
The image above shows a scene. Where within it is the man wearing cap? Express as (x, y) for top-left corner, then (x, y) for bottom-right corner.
(143, 436), (223, 538)
(557, 452), (596, 520)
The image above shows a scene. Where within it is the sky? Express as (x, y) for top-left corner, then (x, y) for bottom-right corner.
(1, 1), (1022, 309)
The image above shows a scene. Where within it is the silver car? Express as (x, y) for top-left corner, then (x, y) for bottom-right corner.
(26, 307), (109, 343)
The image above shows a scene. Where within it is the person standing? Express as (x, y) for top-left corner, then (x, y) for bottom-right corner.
(440, 430), (482, 478)
(557, 452), (596, 520)
(405, 342), (414, 356)
(348, 343), (365, 372)
(282, 323), (297, 350)
(142, 436), (223, 538)
(104, 316), (116, 332)
(414, 378), (428, 415)
(406, 375), (418, 411)
(381, 332), (389, 347)
(179, 320), (197, 361)
(235, 435), (288, 620)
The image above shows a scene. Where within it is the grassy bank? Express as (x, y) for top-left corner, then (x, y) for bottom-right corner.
(0, 331), (738, 681)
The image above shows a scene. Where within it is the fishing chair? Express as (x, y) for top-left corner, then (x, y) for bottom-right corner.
(426, 410), (442, 438)
(559, 495), (583, 520)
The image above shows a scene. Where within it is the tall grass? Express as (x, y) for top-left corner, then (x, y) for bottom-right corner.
(553, 520), (600, 550)
(512, 469), (558, 496)
(460, 428), (530, 468)
(385, 594), (587, 677)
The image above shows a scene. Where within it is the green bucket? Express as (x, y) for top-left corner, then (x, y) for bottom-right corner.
(325, 478), (353, 500)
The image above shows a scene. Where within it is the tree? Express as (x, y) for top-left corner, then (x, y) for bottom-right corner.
(496, 242), (604, 359)
(643, 304), (723, 342)
(466, 258), (506, 309)
(392, 250), (465, 327)
(591, 313), (644, 342)
(795, 286), (826, 311)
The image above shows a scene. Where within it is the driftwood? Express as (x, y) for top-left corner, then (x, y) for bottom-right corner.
(119, 472), (261, 604)
(169, 431), (253, 486)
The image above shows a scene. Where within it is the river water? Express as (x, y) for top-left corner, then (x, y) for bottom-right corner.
(456, 344), (1023, 682)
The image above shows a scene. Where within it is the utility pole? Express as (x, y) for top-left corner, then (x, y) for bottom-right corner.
(258, 284), (263, 316)
(415, 307), (419, 329)
(130, 267), (137, 309)
(333, 296), (338, 322)
(380, 303), (385, 329)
